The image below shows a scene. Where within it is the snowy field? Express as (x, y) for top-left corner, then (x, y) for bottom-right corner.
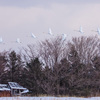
(0, 97), (100, 100)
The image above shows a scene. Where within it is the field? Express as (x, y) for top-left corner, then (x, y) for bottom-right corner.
(0, 97), (100, 100)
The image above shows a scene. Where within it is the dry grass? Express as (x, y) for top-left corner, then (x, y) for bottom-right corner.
(0, 97), (85, 100)
(1, 94), (100, 100)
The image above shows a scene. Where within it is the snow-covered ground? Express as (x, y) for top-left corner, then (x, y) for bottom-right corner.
(0, 97), (100, 100)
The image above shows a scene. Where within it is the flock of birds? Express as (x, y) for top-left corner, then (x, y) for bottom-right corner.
(0, 27), (100, 44)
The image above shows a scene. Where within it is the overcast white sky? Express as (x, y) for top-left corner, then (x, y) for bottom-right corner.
(0, 0), (100, 51)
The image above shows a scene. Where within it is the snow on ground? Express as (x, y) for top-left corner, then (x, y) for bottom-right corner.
(0, 97), (100, 100)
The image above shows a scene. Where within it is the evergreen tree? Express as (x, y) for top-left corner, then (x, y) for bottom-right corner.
(6, 50), (24, 83)
(23, 58), (44, 95)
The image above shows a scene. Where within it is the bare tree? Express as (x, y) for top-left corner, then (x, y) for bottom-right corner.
(66, 35), (100, 96)
(37, 36), (67, 95)
(21, 44), (38, 64)
(38, 36), (67, 68)
(67, 35), (100, 65)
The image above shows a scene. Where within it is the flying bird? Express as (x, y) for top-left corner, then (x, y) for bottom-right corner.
(48, 28), (53, 35)
(0, 37), (5, 44)
(62, 34), (67, 41)
(16, 38), (21, 43)
(92, 28), (100, 35)
(0, 37), (3, 43)
(31, 33), (36, 38)
(79, 26), (84, 33)
(97, 28), (100, 34)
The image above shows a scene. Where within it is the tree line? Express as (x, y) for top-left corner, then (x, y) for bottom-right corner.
(0, 35), (100, 97)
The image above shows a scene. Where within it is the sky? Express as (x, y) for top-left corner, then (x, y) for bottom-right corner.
(0, 0), (100, 51)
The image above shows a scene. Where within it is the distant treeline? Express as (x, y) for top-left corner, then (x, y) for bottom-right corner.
(0, 35), (100, 97)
